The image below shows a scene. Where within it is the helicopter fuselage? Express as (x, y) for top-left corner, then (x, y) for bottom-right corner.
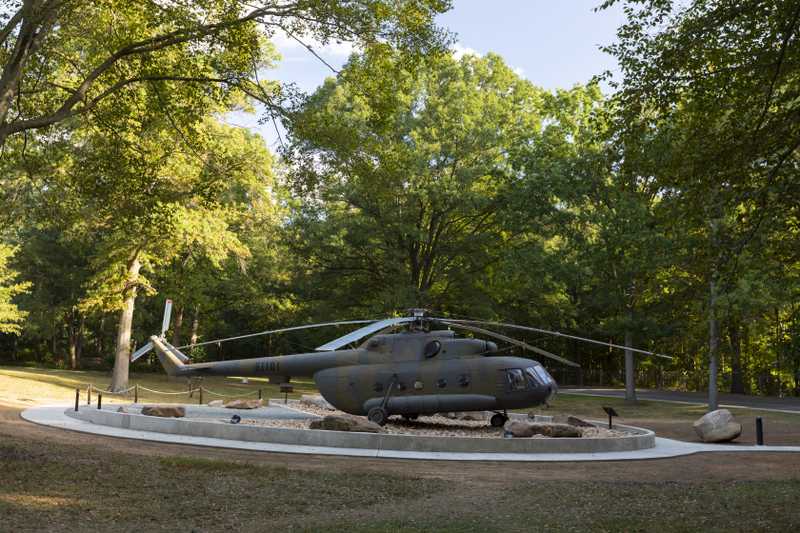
(152, 329), (558, 418)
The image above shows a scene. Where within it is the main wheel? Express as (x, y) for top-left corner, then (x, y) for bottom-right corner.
(490, 413), (507, 428)
(367, 407), (389, 426)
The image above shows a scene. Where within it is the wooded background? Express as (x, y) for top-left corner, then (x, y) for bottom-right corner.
(1, 0), (798, 396)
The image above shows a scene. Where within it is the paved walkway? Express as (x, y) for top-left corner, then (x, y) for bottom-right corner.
(21, 405), (800, 463)
(562, 388), (800, 413)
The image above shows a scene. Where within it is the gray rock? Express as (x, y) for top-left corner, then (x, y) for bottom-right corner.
(141, 405), (186, 418)
(116, 406), (128, 414)
(308, 415), (382, 433)
(224, 399), (264, 409)
(693, 409), (742, 443)
(207, 400), (224, 407)
(553, 415), (596, 428)
(504, 420), (582, 438)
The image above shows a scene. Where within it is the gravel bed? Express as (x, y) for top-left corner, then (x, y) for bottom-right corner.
(235, 399), (636, 439)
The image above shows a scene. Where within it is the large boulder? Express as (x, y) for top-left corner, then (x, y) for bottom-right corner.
(207, 400), (224, 407)
(224, 399), (264, 409)
(308, 415), (382, 433)
(693, 409), (742, 443)
(553, 415), (596, 428)
(141, 405), (186, 418)
(504, 420), (582, 438)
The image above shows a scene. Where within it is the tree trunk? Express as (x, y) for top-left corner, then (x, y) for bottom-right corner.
(76, 315), (84, 364)
(171, 304), (184, 347)
(97, 315), (105, 356)
(708, 275), (720, 411)
(624, 327), (637, 402)
(68, 331), (77, 370)
(190, 306), (199, 345)
(729, 320), (744, 394)
(110, 255), (141, 392)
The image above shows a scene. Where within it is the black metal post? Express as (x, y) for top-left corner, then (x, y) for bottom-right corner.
(608, 413), (612, 429)
(75, 388), (79, 412)
(134, 384), (138, 404)
(97, 393), (102, 410)
(87, 384), (91, 405)
(199, 387), (203, 405)
(258, 388), (262, 400)
(756, 417), (764, 445)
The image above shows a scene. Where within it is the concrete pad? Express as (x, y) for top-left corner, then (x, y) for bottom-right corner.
(21, 405), (800, 462)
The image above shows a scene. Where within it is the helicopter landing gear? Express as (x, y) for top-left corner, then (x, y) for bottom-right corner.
(368, 407), (389, 426)
(490, 412), (508, 428)
(402, 414), (419, 421)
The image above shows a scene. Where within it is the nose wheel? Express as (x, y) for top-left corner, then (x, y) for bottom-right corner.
(490, 412), (508, 428)
(368, 407), (389, 426)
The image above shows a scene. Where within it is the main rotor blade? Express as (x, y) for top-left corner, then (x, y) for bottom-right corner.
(439, 319), (673, 360)
(316, 317), (417, 351)
(437, 320), (580, 368)
(178, 319), (379, 350)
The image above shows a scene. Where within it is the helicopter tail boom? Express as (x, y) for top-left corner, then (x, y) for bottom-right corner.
(150, 336), (192, 377)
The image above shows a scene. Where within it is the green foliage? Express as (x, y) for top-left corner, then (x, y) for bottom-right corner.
(0, 245), (30, 335)
(285, 50), (549, 315)
(0, 0), (452, 143)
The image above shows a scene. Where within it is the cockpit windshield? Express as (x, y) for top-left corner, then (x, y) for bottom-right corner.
(526, 365), (552, 386)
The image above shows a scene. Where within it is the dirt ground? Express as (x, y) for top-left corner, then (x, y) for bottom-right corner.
(3, 402), (800, 531)
(3, 403), (800, 484)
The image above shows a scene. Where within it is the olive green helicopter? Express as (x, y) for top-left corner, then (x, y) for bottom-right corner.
(134, 305), (669, 427)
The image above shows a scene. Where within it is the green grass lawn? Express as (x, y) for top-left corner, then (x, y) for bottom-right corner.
(0, 365), (318, 407)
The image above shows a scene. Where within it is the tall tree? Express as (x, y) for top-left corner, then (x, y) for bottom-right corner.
(0, 0), (451, 144)
(603, 0), (800, 408)
(285, 50), (548, 316)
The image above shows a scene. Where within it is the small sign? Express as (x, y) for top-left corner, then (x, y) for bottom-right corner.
(602, 406), (619, 429)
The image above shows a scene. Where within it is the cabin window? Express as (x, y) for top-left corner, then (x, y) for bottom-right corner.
(423, 340), (441, 358)
(506, 369), (526, 391)
(436, 378), (447, 389)
(458, 374), (471, 388)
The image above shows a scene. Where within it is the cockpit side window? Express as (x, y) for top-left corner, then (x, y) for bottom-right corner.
(506, 369), (526, 391)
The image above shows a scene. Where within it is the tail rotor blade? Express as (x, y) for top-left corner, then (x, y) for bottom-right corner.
(130, 341), (154, 363)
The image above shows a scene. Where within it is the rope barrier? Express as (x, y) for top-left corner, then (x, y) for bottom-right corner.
(82, 383), (266, 401)
(136, 386), (193, 395)
(202, 388), (260, 398)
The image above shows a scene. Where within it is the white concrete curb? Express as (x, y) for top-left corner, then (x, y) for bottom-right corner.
(20, 406), (800, 462)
